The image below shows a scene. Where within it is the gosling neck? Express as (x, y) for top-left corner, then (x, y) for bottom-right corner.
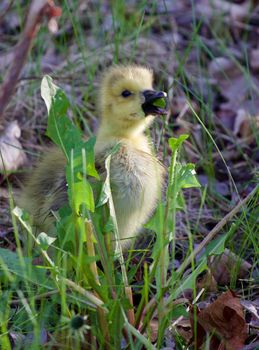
(96, 116), (154, 153)
(97, 115), (154, 140)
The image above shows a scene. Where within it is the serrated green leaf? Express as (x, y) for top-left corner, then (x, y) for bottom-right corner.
(65, 141), (98, 214)
(41, 76), (67, 114)
(41, 75), (82, 156)
(176, 163), (201, 190)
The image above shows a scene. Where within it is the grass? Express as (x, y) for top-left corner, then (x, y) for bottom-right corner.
(0, 1), (258, 349)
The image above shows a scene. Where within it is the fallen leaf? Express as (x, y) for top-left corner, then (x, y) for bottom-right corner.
(0, 121), (27, 173)
(193, 290), (248, 350)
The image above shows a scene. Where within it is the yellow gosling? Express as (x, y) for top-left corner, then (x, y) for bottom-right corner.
(19, 65), (168, 248)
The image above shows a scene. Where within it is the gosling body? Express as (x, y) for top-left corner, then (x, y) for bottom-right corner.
(20, 65), (167, 247)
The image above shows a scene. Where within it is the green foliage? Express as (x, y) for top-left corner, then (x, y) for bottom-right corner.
(41, 76), (99, 218)
(6, 72), (258, 350)
(41, 76), (80, 157)
(152, 97), (167, 108)
(41, 78), (206, 347)
(146, 134), (200, 236)
(36, 232), (56, 251)
(0, 248), (54, 289)
(168, 134), (189, 151)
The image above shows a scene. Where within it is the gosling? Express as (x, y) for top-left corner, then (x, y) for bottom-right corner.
(19, 65), (168, 248)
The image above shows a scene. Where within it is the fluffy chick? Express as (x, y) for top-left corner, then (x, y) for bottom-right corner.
(19, 65), (168, 247)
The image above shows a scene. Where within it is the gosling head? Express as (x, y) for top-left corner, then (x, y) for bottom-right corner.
(98, 65), (168, 137)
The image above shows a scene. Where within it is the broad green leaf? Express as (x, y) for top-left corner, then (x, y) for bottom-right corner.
(168, 134), (189, 152)
(153, 97), (167, 108)
(71, 138), (99, 179)
(67, 176), (95, 213)
(41, 75), (69, 115)
(66, 142), (98, 214)
(47, 115), (82, 157)
(41, 75), (82, 156)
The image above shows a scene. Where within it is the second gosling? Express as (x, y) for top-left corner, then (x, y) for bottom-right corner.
(20, 65), (168, 248)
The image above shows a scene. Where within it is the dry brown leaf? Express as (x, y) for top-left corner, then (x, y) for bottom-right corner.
(0, 120), (27, 172)
(195, 290), (248, 350)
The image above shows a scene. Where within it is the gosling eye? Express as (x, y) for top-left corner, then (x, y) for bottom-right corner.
(121, 90), (132, 98)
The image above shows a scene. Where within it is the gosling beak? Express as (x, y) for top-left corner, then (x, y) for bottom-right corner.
(142, 90), (168, 116)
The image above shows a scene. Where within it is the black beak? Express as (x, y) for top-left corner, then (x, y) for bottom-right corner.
(142, 90), (168, 116)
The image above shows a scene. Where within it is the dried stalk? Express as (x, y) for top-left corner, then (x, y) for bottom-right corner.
(0, 0), (61, 120)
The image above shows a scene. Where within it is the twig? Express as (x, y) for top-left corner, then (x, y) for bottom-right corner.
(0, 0), (61, 120)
